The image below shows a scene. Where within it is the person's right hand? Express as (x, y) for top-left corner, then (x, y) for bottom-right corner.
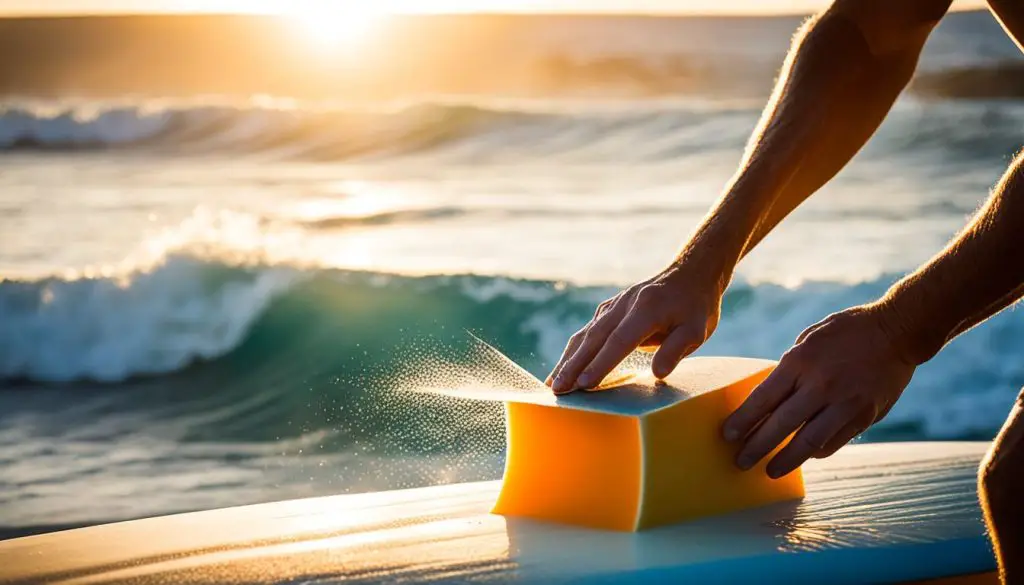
(547, 257), (730, 394)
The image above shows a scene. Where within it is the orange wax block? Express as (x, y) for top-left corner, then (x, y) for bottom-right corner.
(491, 357), (805, 531)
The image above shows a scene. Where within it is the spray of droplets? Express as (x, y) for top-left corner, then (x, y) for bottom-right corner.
(298, 331), (551, 492)
(271, 328), (657, 495)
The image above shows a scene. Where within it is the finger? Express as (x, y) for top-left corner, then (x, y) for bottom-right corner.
(594, 296), (619, 319)
(722, 362), (797, 442)
(735, 385), (824, 471)
(551, 301), (629, 394)
(546, 327), (588, 386)
(766, 404), (854, 479)
(814, 414), (872, 458)
(575, 312), (655, 390)
(547, 295), (627, 388)
(651, 325), (703, 379)
(813, 424), (862, 459)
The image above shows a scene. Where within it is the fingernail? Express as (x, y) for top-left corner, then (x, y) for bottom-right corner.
(552, 377), (572, 394)
(737, 455), (755, 470)
(723, 426), (739, 442)
(544, 375), (553, 387)
(577, 372), (595, 388)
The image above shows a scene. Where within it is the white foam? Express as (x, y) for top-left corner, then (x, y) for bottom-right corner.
(0, 257), (297, 383)
(0, 105), (172, 147)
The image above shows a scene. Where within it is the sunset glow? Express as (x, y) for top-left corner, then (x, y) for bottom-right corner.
(288, 4), (384, 47)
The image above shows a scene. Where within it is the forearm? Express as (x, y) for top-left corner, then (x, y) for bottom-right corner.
(738, 9), (926, 253)
(682, 2), (946, 280)
(878, 154), (1024, 364)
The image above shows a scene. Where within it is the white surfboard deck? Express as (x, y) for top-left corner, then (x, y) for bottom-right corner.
(0, 442), (996, 585)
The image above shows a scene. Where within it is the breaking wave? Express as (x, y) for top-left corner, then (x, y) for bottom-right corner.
(2, 254), (1022, 441)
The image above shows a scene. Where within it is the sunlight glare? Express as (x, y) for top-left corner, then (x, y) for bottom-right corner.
(289, 3), (384, 48)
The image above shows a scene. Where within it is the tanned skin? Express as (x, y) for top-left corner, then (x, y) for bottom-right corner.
(546, 1), (1024, 580)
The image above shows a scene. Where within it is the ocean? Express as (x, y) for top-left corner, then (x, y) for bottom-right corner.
(2, 10), (1024, 537)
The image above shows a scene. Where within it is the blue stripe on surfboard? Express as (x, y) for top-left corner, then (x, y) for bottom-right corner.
(574, 537), (995, 584)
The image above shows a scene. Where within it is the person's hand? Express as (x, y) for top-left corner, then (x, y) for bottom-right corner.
(547, 257), (729, 394)
(722, 303), (917, 479)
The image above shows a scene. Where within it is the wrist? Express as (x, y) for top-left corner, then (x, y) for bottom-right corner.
(868, 281), (948, 366)
(674, 184), (770, 290)
(672, 227), (739, 297)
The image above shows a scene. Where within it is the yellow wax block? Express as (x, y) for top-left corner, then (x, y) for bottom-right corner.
(492, 357), (805, 531)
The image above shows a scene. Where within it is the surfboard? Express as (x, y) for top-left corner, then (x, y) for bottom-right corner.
(0, 442), (996, 585)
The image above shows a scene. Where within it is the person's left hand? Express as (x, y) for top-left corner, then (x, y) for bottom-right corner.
(722, 303), (917, 479)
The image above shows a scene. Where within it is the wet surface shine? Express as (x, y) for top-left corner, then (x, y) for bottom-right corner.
(0, 442), (993, 585)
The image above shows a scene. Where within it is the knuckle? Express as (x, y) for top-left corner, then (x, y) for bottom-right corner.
(794, 327), (814, 344)
(622, 309), (656, 333)
(820, 312), (843, 327)
(797, 342), (822, 363)
(780, 345), (806, 367)
(795, 320), (826, 343)
(634, 285), (662, 308)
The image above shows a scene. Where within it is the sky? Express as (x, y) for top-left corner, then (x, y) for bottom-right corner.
(0, 0), (988, 16)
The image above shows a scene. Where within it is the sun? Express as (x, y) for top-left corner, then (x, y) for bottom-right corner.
(288, 3), (385, 48)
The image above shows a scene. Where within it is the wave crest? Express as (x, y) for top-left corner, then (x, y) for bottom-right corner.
(5, 95), (1024, 166)
(0, 99), (762, 162)
(0, 257), (296, 383)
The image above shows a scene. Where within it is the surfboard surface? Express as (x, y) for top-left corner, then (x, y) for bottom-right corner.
(427, 356), (778, 416)
(0, 442), (996, 585)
